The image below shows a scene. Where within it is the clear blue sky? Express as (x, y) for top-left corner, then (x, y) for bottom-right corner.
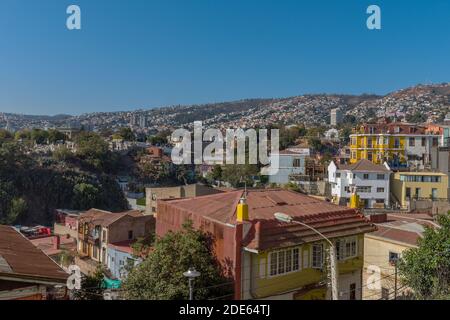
(0, 0), (449, 115)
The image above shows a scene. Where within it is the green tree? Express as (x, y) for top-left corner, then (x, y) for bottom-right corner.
(72, 265), (105, 300)
(117, 127), (136, 141)
(72, 183), (100, 210)
(47, 129), (67, 144)
(52, 145), (73, 162)
(123, 221), (232, 300)
(211, 165), (223, 181)
(31, 129), (49, 145)
(398, 214), (450, 299)
(0, 129), (13, 142)
(221, 164), (259, 188)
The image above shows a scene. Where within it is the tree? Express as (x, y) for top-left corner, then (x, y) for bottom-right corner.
(398, 214), (450, 299)
(211, 165), (223, 181)
(123, 221), (232, 300)
(116, 127), (136, 141)
(30, 129), (49, 145)
(72, 183), (100, 210)
(72, 265), (105, 300)
(221, 164), (259, 188)
(47, 129), (67, 144)
(0, 129), (13, 142)
(52, 145), (73, 162)
(5, 197), (27, 224)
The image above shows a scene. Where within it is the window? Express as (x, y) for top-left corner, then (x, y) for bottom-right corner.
(312, 244), (323, 268)
(351, 151), (356, 159)
(375, 199), (385, 204)
(363, 174), (369, 180)
(376, 174), (385, 180)
(409, 137), (415, 147)
(102, 230), (107, 242)
(269, 248), (301, 276)
(128, 230), (133, 240)
(406, 187), (411, 199)
(293, 158), (301, 167)
(270, 252), (278, 276)
(335, 172), (341, 178)
(152, 206), (156, 213)
(151, 193), (157, 201)
(344, 186), (350, 192)
(422, 137), (426, 147)
(357, 186), (371, 193)
(389, 251), (399, 265)
(367, 152), (373, 161)
(350, 283), (356, 300)
(351, 137), (357, 145)
(394, 138), (400, 148)
(336, 237), (358, 261)
(376, 187), (385, 193)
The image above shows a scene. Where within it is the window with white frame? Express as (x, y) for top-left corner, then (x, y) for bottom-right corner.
(269, 248), (300, 276)
(335, 237), (358, 261)
(311, 244), (323, 269)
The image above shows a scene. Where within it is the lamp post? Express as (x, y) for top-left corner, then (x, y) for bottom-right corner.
(274, 212), (339, 300)
(183, 267), (201, 300)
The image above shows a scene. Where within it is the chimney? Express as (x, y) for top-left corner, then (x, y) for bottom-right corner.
(236, 197), (249, 222)
(53, 235), (60, 250)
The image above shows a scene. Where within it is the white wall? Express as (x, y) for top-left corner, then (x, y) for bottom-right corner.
(328, 162), (390, 208)
(269, 154), (306, 184)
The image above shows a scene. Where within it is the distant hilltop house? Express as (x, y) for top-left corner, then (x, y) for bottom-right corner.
(328, 159), (391, 209)
(156, 189), (376, 300)
(0, 225), (69, 300)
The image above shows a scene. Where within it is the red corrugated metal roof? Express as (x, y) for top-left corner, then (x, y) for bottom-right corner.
(160, 189), (376, 250)
(0, 225), (68, 283)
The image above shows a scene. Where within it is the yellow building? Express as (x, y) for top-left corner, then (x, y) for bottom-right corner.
(349, 122), (441, 168)
(390, 171), (448, 209)
(157, 189), (376, 300)
(363, 213), (439, 299)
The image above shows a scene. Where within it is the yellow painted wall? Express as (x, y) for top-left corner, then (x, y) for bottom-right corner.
(251, 235), (364, 299)
(349, 134), (407, 164)
(363, 235), (415, 300)
(391, 172), (448, 208)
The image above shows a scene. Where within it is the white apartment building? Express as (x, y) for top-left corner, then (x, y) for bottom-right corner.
(328, 159), (391, 209)
(268, 148), (310, 185)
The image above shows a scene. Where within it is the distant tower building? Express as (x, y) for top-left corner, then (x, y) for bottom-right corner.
(130, 114), (139, 127)
(138, 115), (148, 128)
(330, 108), (343, 126)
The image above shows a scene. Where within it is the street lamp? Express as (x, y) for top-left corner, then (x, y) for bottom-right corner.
(183, 267), (201, 300)
(274, 212), (339, 300)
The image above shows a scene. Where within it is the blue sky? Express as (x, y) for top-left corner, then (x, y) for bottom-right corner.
(0, 0), (449, 115)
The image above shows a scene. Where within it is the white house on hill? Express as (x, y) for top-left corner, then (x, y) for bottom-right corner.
(328, 159), (391, 209)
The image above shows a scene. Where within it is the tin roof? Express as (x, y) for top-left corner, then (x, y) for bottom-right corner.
(78, 208), (145, 227)
(0, 225), (68, 283)
(161, 189), (376, 251)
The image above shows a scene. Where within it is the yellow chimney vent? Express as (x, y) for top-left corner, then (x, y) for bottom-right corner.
(237, 197), (249, 222)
